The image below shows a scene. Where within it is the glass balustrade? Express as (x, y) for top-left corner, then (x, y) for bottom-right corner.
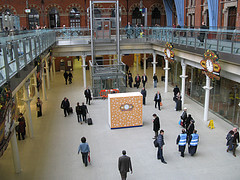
(0, 30), (56, 86)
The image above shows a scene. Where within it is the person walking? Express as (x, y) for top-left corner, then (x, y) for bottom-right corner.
(226, 130), (234, 152)
(141, 87), (147, 105)
(198, 22), (208, 43)
(180, 107), (187, 128)
(187, 119), (195, 138)
(135, 74), (141, 89)
(186, 115), (194, 133)
(68, 71), (73, 84)
(173, 85), (180, 98)
(175, 92), (182, 111)
(84, 87), (92, 105)
(142, 74), (148, 88)
(76, 102), (82, 124)
(188, 130), (199, 156)
(176, 129), (187, 157)
(128, 74), (133, 88)
(61, 97), (70, 117)
(17, 113), (26, 140)
(227, 128), (239, 157)
(157, 130), (167, 164)
(153, 73), (158, 88)
(36, 97), (42, 117)
(81, 102), (88, 123)
(63, 71), (69, 85)
(154, 91), (162, 110)
(118, 150), (133, 180)
(78, 137), (90, 167)
(152, 114), (160, 139)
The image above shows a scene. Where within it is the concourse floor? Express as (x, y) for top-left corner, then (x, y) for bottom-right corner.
(0, 60), (239, 180)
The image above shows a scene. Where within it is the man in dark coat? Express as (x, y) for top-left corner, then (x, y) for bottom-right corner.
(153, 114), (160, 139)
(68, 71), (73, 84)
(173, 85), (180, 98)
(157, 130), (167, 164)
(198, 22), (208, 43)
(186, 114), (193, 131)
(81, 102), (88, 123)
(187, 119), (195, 138)
(134, 74), (141, 89)
(227, 128), (239, 157)
(61, 97), (70, 117)
(180, 107), (187, 128)
(128, 74), (133, 88)
(63, 71), (69, 85)
(140, 87), (147, 105)
(17, 113), (26, 140)
(84, 87), (92, 105)
(75, 102), (82, 124)
(118, 150), (133, 180)
(176, 129), (187, 157)
(154, 91), (162, 110)
(141, 74), (148, 88)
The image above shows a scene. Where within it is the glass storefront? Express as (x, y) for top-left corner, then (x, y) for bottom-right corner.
(169, 64), (240, 127)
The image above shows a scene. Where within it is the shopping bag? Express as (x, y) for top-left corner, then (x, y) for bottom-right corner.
(160, 102), (163, 106)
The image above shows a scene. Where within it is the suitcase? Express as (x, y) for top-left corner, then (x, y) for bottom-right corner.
(68, 107), (73, 114)
(87, 118), (93, 125)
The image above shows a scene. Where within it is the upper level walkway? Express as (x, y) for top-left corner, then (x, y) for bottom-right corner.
(1, 27), (240, 88)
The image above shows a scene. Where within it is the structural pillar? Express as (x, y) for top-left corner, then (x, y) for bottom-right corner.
(52, 57), (56, 77)
(180, 59), (188, 107)
(82, 55), (87, 88)
(10, 128), (21, 173)
(42, 73), (47, 101)
(22, 82), (34, 138)
(50, 59), (53, 81)
(45, 59), (50, 89)
(136, 54), (139, 73)
(143, 53), (147, 75)
(203, 76), (212, 122)
(164, 59), (170, 93)
(32, 72), (40, 98)
(152, 52), (157, 76)
(109, 55), (112, 65)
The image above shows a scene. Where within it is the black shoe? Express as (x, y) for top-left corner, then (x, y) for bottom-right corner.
(162, 161), (167, 164)
(181, 155), (184, 157)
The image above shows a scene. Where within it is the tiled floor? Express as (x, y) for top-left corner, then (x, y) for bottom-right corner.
(0, 60), (239, 180)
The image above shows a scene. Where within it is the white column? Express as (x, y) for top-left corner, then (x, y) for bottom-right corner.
(32, 72), (39, 98)
(152, 52), (157, 76)
(143, 53), (147, 74)
(164, 59), (170, 93)
(42, 73), (47, 101)
(50, 59), (53, 81)
(203, 76), (212, 122)
(45, 59), (50, 89)
(10, 128), (21, 173)
(22, 82), (34, 138)
(82, 55), (87, 88)
(180, 59), (188, 106)
(52, 57), (56, 77)
(136, 54), (139, 73)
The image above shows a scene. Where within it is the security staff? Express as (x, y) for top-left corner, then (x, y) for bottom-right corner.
(188, 130), (199, 156)
(176, 129), (187, 157)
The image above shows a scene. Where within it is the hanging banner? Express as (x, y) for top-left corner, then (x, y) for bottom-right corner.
(0, 83), (16, 157)
(164, 42), (175, 63)
(200, 49), (221, 80)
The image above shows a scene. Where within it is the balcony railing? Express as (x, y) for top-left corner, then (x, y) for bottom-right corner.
(0, 30), (56, 86)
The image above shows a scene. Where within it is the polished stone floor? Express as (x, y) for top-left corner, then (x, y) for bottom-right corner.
(0, 60), (239, 180)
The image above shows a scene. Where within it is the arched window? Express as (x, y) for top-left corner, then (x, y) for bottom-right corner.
(28, 9), (39, 30)
(49, 8), (60, 29)
(151, 8), (161, 26)
(132, 7), (144, 26)
(111, 9), (116, 28)
(69, 8), (80, 28)
(3, 9), (12, 15)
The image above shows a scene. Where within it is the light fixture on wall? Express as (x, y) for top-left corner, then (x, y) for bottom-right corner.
(25, 0), (31, 14)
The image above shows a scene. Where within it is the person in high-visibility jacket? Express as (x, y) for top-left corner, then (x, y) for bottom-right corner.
(188, 130), (199, 156)
(176, 129), (187, 157)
